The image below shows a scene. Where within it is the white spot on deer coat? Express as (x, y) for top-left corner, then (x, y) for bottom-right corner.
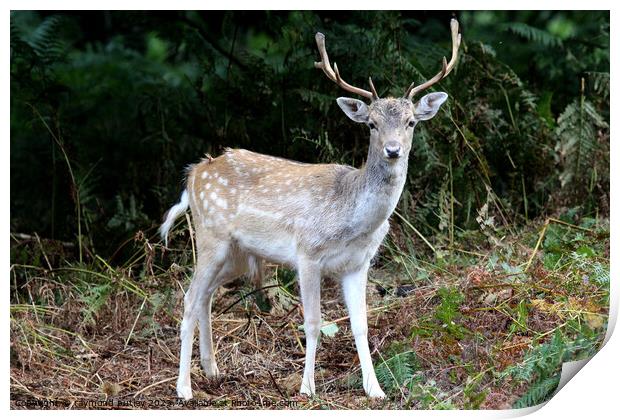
(215, 197), (228, 209)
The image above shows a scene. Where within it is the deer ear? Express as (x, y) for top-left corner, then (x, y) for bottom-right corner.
(414, 92), (448, 121)
(336, 97), (369, 123)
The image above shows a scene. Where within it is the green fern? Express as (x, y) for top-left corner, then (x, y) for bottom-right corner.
(28, 15), (68, 64)
(375, 350), (418, 393)
(570, 251), (610, 285)
(501, 22), (564, 47)
(508, 332), (565, 378)
(409, 379), (456, 409)
(513, 375), (560, 408)
(107, 194), (149, 232)
(586, 71), (610, 100)
(80, 283), (113, 326)
(10, 20), (35, 59)
(555, 97), (608, 187)
(503, 330), (602, 408)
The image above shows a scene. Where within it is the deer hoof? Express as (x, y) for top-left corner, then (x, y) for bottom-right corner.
(365, 382), (386, 399)
(201, 360), (220, 377)
(367, 389), (386, 399)
(300, 381), (315, 397)
(177, 384), (193, 400)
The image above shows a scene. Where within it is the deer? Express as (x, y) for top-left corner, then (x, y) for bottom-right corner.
(160, 19), (461, 400)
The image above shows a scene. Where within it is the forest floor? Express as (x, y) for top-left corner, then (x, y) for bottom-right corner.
(10, 215), (610, 410)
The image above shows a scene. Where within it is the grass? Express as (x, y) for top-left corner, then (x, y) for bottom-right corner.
(9, 214), (609, 409)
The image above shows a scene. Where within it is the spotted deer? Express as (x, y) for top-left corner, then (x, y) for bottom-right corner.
(161, 19), (461, 400)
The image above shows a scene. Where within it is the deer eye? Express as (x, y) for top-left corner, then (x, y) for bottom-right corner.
(368, 122), (377, 130)
(407, 120), (415, 128)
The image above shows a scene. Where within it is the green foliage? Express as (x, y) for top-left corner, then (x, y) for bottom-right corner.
(552, 87), (610, 218)
(107, 194), (150, 232)
(513, 375), (560, 409)
(78, 283), (113, 326)
(10, 11), (609, 263)
(408, 379), (457, 409)
(556, 98), (608, 187)
(462, 375), (488, 409)
(375, 350), (418, 393)
(502, 326), (603, 408)
(541, 216), (610, 286)
(10, 203), (609, 409)
(508, 300), (529, 336)
(501, 22), (564, 47)
(434, 287), (468, 339)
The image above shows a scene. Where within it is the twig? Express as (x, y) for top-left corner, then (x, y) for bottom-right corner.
(393, 210), (436, 254)
(268, 370), (287, 398)
(523, 219), (550, 272)
(185, 213), (196, 268)
(10, 375), (45, 399)
(524, 217), (595, 272)
(290, 322), (305, 352)
(133, 376), (176, 398)
(215, 284), (285, 316)
(11, 232), (74, 248)
(547, 217), (594, 233)
(27, 103), (84, 264)
(125, 297), (147, 349)
(451, 247), (488, 258)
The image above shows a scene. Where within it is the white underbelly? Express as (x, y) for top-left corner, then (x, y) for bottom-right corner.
(232, 217), (389, 276)
(233, 229), (297, 266)
(322, 247), (372, 275)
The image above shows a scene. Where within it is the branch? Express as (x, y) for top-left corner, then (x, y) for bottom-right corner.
(178, 15), (248, 71)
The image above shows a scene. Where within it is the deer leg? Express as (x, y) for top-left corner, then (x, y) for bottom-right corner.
(298, 259), (322, 396)
(342, 265), (385, 399)
(177, 245), (227, 400)
(198, 256), (247, 377)
(177, 282), (202, 400)
(198, 292), (219, 377)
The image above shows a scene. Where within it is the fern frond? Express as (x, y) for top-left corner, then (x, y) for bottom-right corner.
(375, 351), (417, 392)
(586, 72), (610, 100)
(501, 22), (564, 48)
(513, 374), (560, 408)
(30, 15), (68, 64)
(555, 99), (608, 186)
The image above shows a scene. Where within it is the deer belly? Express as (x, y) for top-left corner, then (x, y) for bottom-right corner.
(232, 227), (297, 266)
(322, 246), (370, 275)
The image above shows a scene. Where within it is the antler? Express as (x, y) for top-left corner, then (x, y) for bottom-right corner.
(403, 18), (462, 100)
(314, 32), (379, 101)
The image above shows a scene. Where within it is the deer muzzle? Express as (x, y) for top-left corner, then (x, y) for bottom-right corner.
(383, 141), (402, 159)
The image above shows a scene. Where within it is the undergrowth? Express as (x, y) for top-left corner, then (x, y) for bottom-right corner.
(10, 212), (609, 409)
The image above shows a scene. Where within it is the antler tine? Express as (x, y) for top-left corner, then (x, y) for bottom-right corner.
(314, 32), (377, 101)
(403, 81), (415, 99)
(368, 77), (379, 101)
(405, 18), (462, 100)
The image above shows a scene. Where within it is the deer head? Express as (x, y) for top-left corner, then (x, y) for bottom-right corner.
(314, 19), (461, 162)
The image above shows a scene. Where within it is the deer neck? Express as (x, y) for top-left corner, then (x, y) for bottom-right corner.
(342, 147), (408, 234)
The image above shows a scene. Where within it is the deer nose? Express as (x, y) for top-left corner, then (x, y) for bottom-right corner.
(383, 142), (402, 159)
